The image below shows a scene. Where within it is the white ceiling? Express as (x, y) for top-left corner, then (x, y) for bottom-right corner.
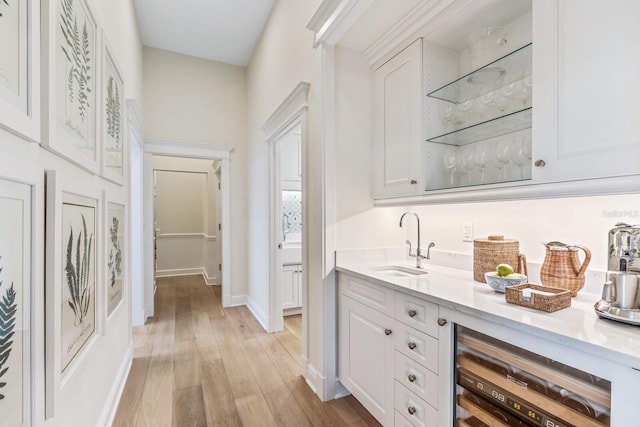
(134, 0), (276, 67)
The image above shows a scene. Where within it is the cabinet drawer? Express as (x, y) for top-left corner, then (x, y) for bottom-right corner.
(395, 410), (417, 427)
(339, 273), (395, 313)
(394, 381), (438, 427)
(394, 323), (438, 374)
(395, 291), (439, 338)
(395, 351), (438, 408)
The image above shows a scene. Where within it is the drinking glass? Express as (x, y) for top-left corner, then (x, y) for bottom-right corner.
(496, 138), (515, 181)
(474, 143), (489, 184)
(512, 137), (528, 180)
(456, 150), (468, 185)
(442, 148), (457, 186)
(462, 147), (476, 185)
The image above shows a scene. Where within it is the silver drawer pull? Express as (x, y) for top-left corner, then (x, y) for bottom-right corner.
(407, 341), (417, 350)
(407, 373), (417, 383)
(407, 406), (417, 415)
(407, 309), (417, 318)
(384, 328), (392, 336)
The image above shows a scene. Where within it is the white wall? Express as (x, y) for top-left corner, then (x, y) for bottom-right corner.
(0, 1), (144, 426)
(142, 48), (247, 295)
(246, 0), (324, 379)
(153, 156), (220, 283)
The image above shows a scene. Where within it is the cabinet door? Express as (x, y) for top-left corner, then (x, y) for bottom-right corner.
(281, 131), (301, 182)
(534, 0), (640, 183)
(339, 295), (395, 426)
(373, 38), (423, 199)
(281, 265), (299, 310)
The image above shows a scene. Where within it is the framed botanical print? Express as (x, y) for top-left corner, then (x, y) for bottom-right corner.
(0, 177), (32, 427)
(0, 0), (41, 141)
(104, 193), (124, 318)
(101, 36), (126, 184)
(45, 170), (99, 415)
(41, 0), (100, 173)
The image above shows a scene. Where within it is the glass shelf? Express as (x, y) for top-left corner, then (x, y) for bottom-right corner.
(427, 43), (532, 104)
(427, 107), (531, 146)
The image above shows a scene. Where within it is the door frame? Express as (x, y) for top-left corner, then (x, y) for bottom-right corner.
(262, 82), (310, 334)
(142, 138), (233, 318)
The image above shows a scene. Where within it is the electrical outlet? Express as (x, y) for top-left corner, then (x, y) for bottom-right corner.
(462, 222), (473, 242)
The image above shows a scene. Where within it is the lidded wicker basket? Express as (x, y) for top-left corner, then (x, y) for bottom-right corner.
(473, 235), (527, 283)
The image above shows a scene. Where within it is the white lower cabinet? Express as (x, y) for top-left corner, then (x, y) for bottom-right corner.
(339, 295), (396, 426)
(339, 273), (443, 426)
(282, 264), (302, 311)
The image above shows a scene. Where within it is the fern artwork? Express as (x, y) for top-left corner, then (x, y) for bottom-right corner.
(103, 54), (123, 170)
(0, 186), (29, 427)
(61, 202), (95, 372)
(0, 1), (9, 18)
(107, 204), (124, 316)
(0, 0), (21, 100)
(57, 0), (96, 151)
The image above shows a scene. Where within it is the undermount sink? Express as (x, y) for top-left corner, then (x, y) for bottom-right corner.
(372, 265), (428, 277)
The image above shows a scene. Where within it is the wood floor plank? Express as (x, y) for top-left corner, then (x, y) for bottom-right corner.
(174, 339), (199, 391)
(111, 356), (150, 427)
(172, 385), (207, 427)
(200, 358), (243, 427)
(284, 314), (302, 340)
(137, 358), (174, 427)
(235, 394), (278, 427)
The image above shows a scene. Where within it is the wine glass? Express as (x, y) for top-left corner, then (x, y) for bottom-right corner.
(462, 147), (476, 185)
(474, 143), (490, 184)
(442, 147), (457, 186)
(512, 136), (528, 180)
(456, 150), (468, 185)
(496, 138), (515, 181)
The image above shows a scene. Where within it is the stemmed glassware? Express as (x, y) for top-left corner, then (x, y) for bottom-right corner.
(512, 136), (529, 179)
(442, 147), (458, 186)
(474, 143), (490, 184)
(461, 147), (476, 185)
(496, 138), (515, 181)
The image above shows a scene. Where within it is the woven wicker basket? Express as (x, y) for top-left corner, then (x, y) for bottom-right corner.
(505, 283), (572, 313)
(473, 235), (527, 283)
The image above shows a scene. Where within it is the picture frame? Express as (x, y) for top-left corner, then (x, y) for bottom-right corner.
(0, 177), (33, 427)
(41, 0), (101, 174)
(0, 0), (41, 142)
(45, 170), (100, 416)
(103, 190), (125, 319)
(100, 34), (126, 185)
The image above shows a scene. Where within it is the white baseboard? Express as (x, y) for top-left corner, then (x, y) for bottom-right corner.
(245, 296), (269, 331)
(304, 357), (325, 400)
(99, 344), (132, 427)
(155, 267), (203, 277)
(230, 295), (247, 307)
(203, 269), (219, 285)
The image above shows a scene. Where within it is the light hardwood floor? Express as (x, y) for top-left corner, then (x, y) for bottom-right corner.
(112, 275), (381, 427)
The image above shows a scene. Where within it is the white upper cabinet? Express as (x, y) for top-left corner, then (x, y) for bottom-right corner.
(533, 0), (640, 183)
(281, 131), (302, 183)
(372, 38), (423, 199)
(329, 0), (640, 202)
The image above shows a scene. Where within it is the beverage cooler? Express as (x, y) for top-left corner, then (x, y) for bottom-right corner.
(454, 325), (611, 427)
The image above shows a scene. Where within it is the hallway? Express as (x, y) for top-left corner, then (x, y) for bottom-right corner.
(112, 275), (380, 426)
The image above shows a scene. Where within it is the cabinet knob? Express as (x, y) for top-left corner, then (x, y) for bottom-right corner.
(384, 328), (393, 336)
(407, 406), (417, 415)
(407, 309), (417, 318)
(437, 317), (447, 326)
(407, 373), (417, 383)
(407, 341), (417, 350)
(534, 159), (546, 168)
(410, 179), (417, 185)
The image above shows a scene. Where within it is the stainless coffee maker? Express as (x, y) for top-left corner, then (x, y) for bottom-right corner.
(595, 223), (640, 324)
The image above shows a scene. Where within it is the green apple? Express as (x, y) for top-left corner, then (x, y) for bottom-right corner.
(496, 263), (515, 277)
(505, 273), (525, 279)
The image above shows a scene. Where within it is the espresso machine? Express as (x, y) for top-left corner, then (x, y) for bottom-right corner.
(594, 223), (640, 325)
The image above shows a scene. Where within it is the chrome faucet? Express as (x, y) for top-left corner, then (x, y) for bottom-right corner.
(400, 211), (425, 268)
(399, 211), (434, 269)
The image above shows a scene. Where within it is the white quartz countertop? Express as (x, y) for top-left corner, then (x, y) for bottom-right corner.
(336, 258), (640, 369)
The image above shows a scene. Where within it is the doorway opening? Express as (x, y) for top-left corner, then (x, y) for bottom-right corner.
(152, 156), (223, 289)
(142, 140), (232, 319)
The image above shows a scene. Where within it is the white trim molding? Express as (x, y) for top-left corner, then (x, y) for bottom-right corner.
(145, 137), (233, 159)
(98, 345), (132, 427)
(261, 82), (310, 141)
(306, 0), (374, 47)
